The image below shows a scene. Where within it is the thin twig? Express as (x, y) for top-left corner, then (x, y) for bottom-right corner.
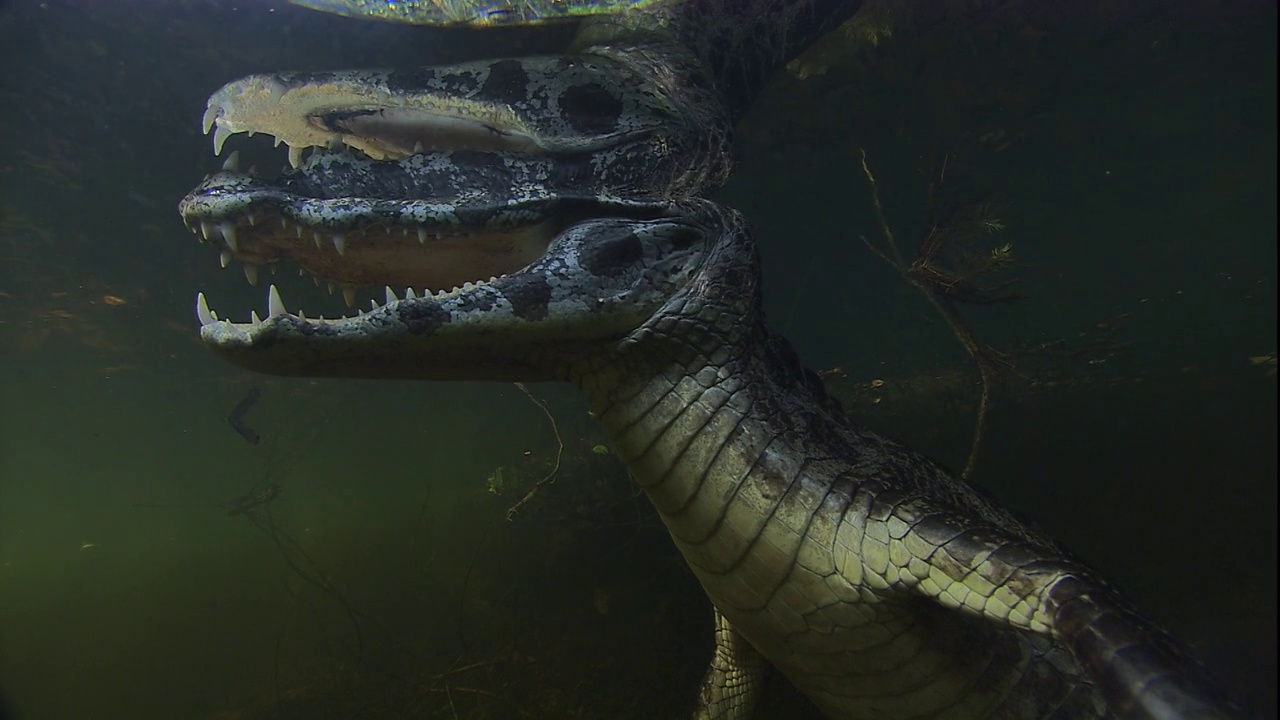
(505, 382), (565, 520)
(858, 148), (994, 478)
(445, 683), (459, 720)
(859, 149), (906, 268)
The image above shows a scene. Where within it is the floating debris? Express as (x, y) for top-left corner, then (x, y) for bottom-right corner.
(226, 484), (281, 516)
(228, 386), (262, 445)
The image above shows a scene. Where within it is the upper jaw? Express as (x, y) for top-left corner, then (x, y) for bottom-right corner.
(199, 55), (682, 163)
(177, 147), (657, 295)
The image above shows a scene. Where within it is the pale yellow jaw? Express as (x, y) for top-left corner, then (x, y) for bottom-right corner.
(202, 72), (542, 162)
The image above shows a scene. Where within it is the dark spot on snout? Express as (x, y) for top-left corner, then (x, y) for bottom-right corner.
(399, 303), (452, 334)
(559, 82), (623, 136)
(503, 274), (553, 320)
(479, 59), (531, 105)
(385, 67), (440, 94)
(455, 292), (496, 313)
(581, 229), (642, 277)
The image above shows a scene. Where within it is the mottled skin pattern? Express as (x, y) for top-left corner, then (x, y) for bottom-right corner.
(178, 1), (1246, 718)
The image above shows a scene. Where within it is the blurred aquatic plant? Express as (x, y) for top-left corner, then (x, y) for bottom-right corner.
(486, 466), (508, 495)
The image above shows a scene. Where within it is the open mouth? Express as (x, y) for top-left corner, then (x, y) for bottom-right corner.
(182, 149), (571, 318)
(178, 58), (679, 334)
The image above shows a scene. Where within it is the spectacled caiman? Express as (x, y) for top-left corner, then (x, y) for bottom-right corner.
(177, 0), (1247, 717)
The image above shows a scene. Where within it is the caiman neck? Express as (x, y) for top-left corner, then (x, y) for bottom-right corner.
(571, 295), (844, 523)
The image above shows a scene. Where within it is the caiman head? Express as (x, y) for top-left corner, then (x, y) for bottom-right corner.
(178, 1), (866, 381)
(178, 53), (743, 381)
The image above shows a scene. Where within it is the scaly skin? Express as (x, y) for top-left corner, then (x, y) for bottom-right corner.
(178, 2), (1248, 717)
(569, 203), (1237, 719)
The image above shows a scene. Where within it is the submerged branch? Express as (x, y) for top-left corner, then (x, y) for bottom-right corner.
(505, 383), (565, 520)
(857, 148), (1009, 478)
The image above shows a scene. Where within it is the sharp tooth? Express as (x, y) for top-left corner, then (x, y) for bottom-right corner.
(196, 293), (215, 326)
(295, 225), (304, 239)
(370, 299), (380, 310)
(213, 125), (232, 155)
(251, 310), (262, 324)
(267, 284), (286, 317)
(219, 250), (232, 268)
(313, 275), (320, 287)
(202, 105), (220, 134)
(416, 227), (427, 243)
(273, 136), (282, 148)
(384, 286), (398, 304)
(247, 213), (256, 227)
(298, 267), (306, 277)
(280, 217), (288, 229)
(413, 141), (424, 153)
(342, 287), (356, 307)
(327, 282), (336, 295)
(405, 287), (417, 299)
(288, 145), (304, 168)
(219, 222), (238, 251)
(313, 232), (322, 249)
(332, 233), (346, 255)
(221, 150), (240, 172)
(200, 222), (213, 240)
(298, 309), (307, 321)
(243, 264), (259, 286)
(462, 281), (475, 291)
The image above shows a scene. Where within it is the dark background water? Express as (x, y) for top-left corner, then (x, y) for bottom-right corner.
(0, 1), (1274, 718)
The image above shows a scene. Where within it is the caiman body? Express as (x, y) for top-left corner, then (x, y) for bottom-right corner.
(177, 1), (1244, 717)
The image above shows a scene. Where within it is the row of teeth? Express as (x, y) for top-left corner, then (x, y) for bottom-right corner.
(191, 153), (450, 255)
(203, 108), (311, 165)
(196, 280), (494, 329)
(203, 113), (429, 166)
(191, 214), (444, 256)
(188, 150), (458, 303)
(192, 228), (480, 307)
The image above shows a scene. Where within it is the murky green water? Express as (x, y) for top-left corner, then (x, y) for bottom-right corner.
(0, 1), (1274, 718)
